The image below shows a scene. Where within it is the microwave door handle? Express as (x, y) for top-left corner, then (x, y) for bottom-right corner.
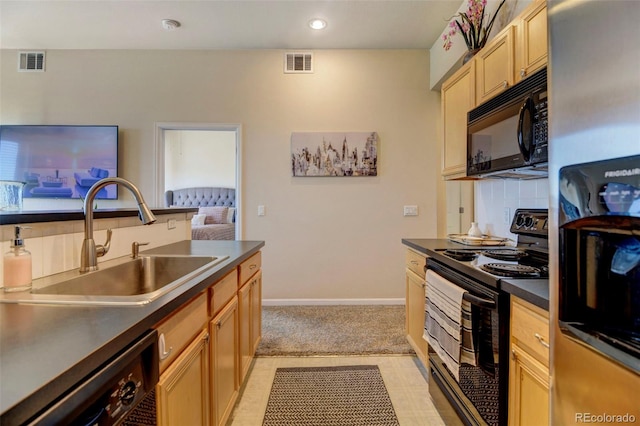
(462, 292), (497, 309)
(517, 97), (534, 161)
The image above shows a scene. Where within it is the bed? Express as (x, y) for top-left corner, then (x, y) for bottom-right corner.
(165, 187), (236, 240)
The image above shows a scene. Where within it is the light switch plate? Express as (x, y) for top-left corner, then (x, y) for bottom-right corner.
(258, 205), (265, 216)
(403, 205), (418, 216)
(167, 219), (176, 230)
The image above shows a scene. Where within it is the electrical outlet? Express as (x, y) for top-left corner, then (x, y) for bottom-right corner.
(403, 205), (418, 216)
(167, 219), (176, 230)
(503, 207), (511, 225)
(258, 205), (265, 216)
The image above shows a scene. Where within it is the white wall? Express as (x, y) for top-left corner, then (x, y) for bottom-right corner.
(164, 130), (236, 190)
(0, 49), (439, 302)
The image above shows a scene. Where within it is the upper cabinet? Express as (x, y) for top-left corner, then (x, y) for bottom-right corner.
(441, 60), (475, 178)
(440, 0), (548, 179)
(475, 26), (515, 105)
(516, 0), (548, 82)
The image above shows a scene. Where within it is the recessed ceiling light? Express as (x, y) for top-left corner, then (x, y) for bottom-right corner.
(308, 19), (327, 30)
(161, 19), (181, 31)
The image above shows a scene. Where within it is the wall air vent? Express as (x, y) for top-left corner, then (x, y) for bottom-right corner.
(284, 52), (313, 74)
(18, 51), (45, 72)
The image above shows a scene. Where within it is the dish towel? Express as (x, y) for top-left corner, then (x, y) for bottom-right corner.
(423, 270), (477, 382)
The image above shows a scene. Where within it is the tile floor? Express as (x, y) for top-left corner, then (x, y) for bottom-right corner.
(228, 355), (446, 426)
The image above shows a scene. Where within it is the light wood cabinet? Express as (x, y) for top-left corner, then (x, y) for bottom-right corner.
(156, 329), (210, 426)
(508, 297), (550, 426)
(475, 25), (515, 105)
(210, 295), (239, 426)
(441, 60), (476, 178)
(405, 249), (428, 367)
(516, 0), (548, 82)
(155, 292), (208, 374)
(154, 250), (262, 426)
(239, 270), (262, 383)
(440, 0), (547, 181)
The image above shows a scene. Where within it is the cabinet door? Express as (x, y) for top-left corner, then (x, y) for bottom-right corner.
(238, 280), (252, 383)
(250, 270), (262, 354)
(238, 270), (263, 384)
(508, 344), (550, 426)
(406, 268), (428, 367)
(210, 296), (239, 426)
(475, 26), (515, 104)
(516, 0), (548, 82)
(156, 329), (210, 426)
(441, 60), (475, 178)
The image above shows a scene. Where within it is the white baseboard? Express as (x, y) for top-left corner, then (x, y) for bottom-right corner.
(262, 298), (405, 306)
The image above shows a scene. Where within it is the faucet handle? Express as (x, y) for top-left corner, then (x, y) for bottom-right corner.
(131, 241), (150, 258)
(95, 229), (112, 258)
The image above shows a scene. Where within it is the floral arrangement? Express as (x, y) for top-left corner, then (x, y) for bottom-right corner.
(442, 0), (506, 51)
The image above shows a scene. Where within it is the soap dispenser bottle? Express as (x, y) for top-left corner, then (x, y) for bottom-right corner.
(3, 226), (32, 292)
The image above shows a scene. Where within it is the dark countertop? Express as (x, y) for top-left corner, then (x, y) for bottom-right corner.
(0, 207), (197, 225)
(501, 279), (549, 311)
(0, 239), (264, 426)
(401, 238), (549, 310)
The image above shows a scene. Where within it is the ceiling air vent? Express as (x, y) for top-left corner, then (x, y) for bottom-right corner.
(18, 51), (45, 72)
(284, 52), (313, 74)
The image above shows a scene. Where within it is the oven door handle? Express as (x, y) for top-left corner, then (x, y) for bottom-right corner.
(463, 292), (496, 309)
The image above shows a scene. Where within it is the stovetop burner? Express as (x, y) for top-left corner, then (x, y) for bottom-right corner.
(443, 249), (478, 261)
(482, 249), (528, 261)
(480, 263), (542, 278)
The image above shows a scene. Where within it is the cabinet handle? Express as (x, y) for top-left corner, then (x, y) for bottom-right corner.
(511, 349), (517, 360)
(534, 333), (550, 348)
(410, 260), (418, 265)
(158, 333), (173, 360)
(502, 80), (509, 89)
(204, 333), (210, 344)
(249, 264), (257, 270)
(520, 68), (526, 77)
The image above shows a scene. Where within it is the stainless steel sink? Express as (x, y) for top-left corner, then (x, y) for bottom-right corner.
(0, 255), (228, 306)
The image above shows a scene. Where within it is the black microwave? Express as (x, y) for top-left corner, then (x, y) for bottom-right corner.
(467, 67), (548, 178)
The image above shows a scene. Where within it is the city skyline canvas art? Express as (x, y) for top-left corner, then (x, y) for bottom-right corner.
(291, 132), (378, 177)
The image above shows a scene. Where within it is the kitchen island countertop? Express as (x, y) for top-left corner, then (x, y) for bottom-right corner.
(0, 239), (264, 426)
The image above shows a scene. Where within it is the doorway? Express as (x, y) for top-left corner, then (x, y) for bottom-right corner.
(155, 123), (242, 239)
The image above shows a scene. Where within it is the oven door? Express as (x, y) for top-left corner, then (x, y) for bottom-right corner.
(426, 260), (509, 426)
(560, 216), (640, 373)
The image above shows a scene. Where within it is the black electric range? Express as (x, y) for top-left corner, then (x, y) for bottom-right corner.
(432, 209), (549, 290)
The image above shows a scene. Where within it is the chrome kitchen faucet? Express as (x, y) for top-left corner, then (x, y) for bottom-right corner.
(80, 177), (156, 272)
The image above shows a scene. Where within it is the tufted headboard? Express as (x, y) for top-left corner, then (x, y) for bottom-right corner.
(165, 187), (236, 208)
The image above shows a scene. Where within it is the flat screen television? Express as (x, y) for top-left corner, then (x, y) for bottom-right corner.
(0, 125), (119, 200)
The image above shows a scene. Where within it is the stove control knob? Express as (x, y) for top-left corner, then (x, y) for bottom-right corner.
(515, 214), (525, 228)
(119, 380), (138, 406)
(524, 216), (534, 229)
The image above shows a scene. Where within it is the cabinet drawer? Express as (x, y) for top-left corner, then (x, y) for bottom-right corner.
(239, 251), (261, 286)
(210, 269), (238, 316)
(155, 292), (208, 374)
(511, 297), (550, 365)
(405, 249), (426, 279)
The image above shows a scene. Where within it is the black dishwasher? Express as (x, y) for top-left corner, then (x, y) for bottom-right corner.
(29, 329), (158, 425)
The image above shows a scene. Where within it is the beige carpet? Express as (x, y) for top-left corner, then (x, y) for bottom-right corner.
(256, 305), (414, 356)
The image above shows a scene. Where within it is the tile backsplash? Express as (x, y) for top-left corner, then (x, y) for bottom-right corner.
(475, 178), (549, 239)
(1, 213), (191, 288)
